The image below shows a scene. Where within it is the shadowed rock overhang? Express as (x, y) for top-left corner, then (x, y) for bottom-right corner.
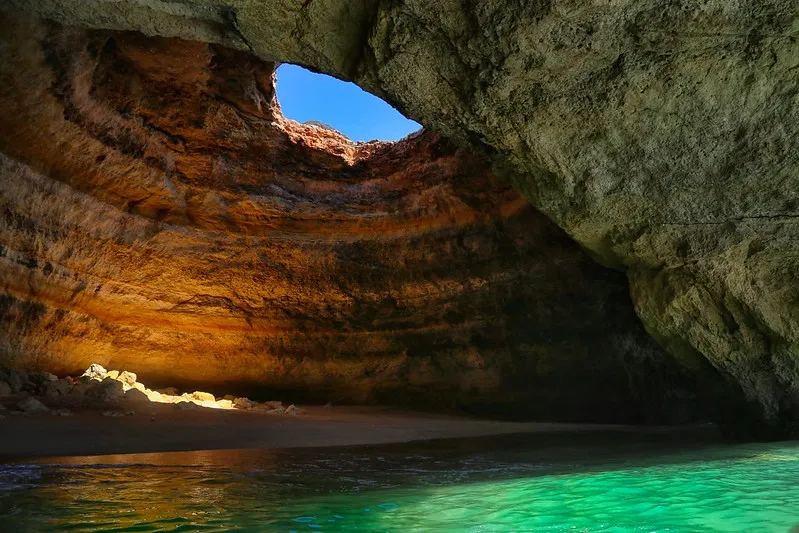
(1, 1), (798, 437)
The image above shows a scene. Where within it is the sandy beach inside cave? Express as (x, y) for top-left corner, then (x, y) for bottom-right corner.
(0, 404), (664, 459)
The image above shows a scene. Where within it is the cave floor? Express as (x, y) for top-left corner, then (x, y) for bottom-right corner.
(0, 405), (710, 459)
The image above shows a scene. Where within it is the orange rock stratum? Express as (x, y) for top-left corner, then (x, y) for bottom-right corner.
(0, 15), (704, 424)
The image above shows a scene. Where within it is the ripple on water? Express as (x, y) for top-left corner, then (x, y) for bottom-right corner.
(1, 439), (799, 532)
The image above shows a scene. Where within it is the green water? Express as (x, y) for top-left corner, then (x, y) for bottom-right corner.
(2, 431), (799, 532)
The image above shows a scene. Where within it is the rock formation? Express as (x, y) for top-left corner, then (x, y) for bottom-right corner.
(0, 13), (705, 424)
(2, 1), (797, 435)
(0, 364), (300, 415)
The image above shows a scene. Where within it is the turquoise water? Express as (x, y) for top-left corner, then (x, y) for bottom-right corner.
(2, 431), (799, 532)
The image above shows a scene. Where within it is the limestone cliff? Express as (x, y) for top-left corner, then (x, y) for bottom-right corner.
(0, 15), (701, 423)
(4, 0), (795, 437)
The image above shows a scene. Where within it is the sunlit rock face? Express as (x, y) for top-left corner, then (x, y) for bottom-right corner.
(5, 0), (796, 437)
(0, 14), (705, 423)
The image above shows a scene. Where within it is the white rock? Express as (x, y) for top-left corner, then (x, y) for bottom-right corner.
(81, 364), (108, 380)
(143, 389), (164, 402)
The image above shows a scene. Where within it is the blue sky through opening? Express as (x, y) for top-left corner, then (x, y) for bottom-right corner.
(276, 64), (421, 142)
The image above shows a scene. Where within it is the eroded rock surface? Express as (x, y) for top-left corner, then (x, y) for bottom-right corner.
(0, 363), (288, 414)
(0, 15), (702, 423)
(4, 0), (795, 436)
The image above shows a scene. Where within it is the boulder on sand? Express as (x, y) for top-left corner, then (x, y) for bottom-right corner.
(233, 397), (256, 409)
(174, 400), (200, 410)
(17, 397), (49, 413)
(0, 369), (27, 393)
(25, 372), (58, 392)
(189, 391), (215, 402)
(81, 364), (108, 381)
(88, 378), (125, 403)
(42, 378), (70, 399)
(123, 388), (150, 404)
(117, 371), (137, 387)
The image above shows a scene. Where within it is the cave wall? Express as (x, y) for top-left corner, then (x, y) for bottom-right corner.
(0, 15), (701, 423)
(4, 0), (795, 436)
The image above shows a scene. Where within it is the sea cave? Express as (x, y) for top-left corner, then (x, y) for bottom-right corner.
(1, 2), (798, 531)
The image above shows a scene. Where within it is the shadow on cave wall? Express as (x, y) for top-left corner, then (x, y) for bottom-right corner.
(0, 13), (737, 427)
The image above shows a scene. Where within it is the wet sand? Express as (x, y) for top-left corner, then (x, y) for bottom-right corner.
(0, 404), (660, 459)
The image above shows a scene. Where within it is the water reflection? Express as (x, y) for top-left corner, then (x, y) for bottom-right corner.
(2, 430), (799, 532)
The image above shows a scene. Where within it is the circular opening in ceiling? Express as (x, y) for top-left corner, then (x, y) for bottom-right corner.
(275, 64), (421, 143)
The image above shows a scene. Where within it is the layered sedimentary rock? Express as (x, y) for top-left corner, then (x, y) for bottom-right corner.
(4, 0), (795, 436)
(0, 15), (702, 423)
